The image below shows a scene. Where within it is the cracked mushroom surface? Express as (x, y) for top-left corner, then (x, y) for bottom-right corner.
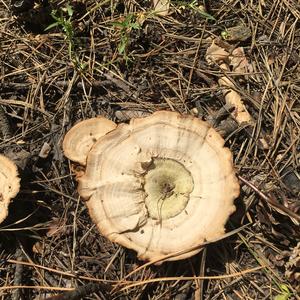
(0, 154), (20, 224)
(65, 111), (240, 262)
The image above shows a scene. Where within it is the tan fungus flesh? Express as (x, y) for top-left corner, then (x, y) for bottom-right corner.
(71, 111), (239, 262)
(62, 117), (117, 165)
(0, 154), (20, 224)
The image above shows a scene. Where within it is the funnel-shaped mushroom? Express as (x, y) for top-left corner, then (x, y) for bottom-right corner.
(64, 111), (240, 262)
(0, 154), (20, 224)
(62, 117), (117, 166)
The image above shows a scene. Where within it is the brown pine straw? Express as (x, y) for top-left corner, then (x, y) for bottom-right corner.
(6, 259), (124, 284)
(118, 265), (265, 292)
(6, 223), (256, 295)
(238, 175), (300, 224)
(0, 286), (73, 292)
(4, 259), (265, 293)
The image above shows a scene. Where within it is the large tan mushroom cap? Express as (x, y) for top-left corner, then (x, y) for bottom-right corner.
(0, 154), (20, 224)
(63, 117), (117, 166)
(77, 111), (240, 262)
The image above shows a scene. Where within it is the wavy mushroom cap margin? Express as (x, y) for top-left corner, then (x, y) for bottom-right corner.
(66, 111), (240, 263)
(62, 117), (117, 166)
(0, 155), (20, 224)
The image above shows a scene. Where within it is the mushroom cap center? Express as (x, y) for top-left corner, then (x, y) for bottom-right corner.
(143, 158), (194, 220)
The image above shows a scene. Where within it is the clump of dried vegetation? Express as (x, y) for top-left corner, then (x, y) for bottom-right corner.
(0, 0), (299, 299)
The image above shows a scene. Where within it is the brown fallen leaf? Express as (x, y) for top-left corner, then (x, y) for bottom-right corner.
(206, 42), (253, 124)
(32, 241), (44, 254)
(206, 42), (269, 149)
(39, 142), (51, 159)
(218, 73), (254, 124)
(153, 0), (170, 16)
(285, 242), (300, 292)
(205, 42), (229, 64)
(46, 217), (68, 238)
(230, 47), (253, 74)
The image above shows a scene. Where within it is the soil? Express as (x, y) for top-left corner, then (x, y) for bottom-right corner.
(0, 1), (299, 299)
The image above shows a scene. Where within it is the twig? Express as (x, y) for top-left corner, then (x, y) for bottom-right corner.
(238, 175), (300, 224)
(195, 247), (207, 300)
(7, 259), (122, 284)
(12, 247), (25, 300)
(44, 282), (112, 300)
(0, 105), (12, 139)
(206, 103), (235, 127)
(118, 265), (265, 292)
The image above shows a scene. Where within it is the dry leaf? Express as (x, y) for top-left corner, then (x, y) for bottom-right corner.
(206, 42), (229, 64)
(153, 0), (170, 16)
(205, 42), (253, 124)
(230, 47), (253, 73)
(46, 217), (67, 238)
(218, 74), (253, 124)
(32, 241), (44, 254)
(39, 142), (51, 158)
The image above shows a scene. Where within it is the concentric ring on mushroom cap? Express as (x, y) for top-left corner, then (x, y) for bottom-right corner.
(63, 117), (117, 166)
(0, 154), (20, 224)
(77, 111), (240, 262)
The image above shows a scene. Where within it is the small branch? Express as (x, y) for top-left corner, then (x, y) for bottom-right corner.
(238, 175), (300, 224)
(12, 247), (25, 300)
(44, 282), (112, 300)
(0, 105), (12, 139)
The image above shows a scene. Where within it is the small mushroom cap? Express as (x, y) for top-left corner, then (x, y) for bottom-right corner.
(62, 117), (117, 166)
(77, 111), (240, 262)
(0, 154), (20, 224)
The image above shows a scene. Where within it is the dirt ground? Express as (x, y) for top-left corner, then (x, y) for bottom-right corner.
(0, 0), (299, 299)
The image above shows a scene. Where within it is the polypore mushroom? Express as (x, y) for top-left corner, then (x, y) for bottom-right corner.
(62, 117), (117, 166)
(64, 111), (240, 262)
(0, 154), (20, 224)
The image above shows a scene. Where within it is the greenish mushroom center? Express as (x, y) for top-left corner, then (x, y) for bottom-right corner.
(143, 158), (194, 220)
